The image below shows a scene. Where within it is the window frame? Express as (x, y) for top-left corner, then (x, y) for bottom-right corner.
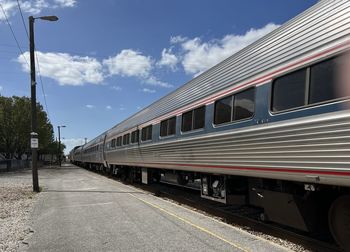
(181, 110), (193, 132)
(232, 87), (255, 122)
(270, 68), (308, 114)
(213, 95), (233, 126)
(111, 138), (116, 148)
(122, 133), (130, 145)
(116, 136), (122, 147)
(160, 120), (168, 137)
(270, 54), (349, 115)
(181, 105), (206, 133)
(131, 129), (139, 144)
(213, 87), (255, 127)
(141, 125), (153, 142)
(167, 116), (176, 136)
(193, 106), (206, 130)
(160, 116), (177, 138)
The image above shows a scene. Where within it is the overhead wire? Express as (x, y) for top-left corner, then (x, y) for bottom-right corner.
(0, 3), (29, 68)
(15, 0), (51, 122)
(16, 0), (29, 38)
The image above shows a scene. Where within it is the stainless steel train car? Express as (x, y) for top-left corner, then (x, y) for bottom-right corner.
(71, 0), (350, 249)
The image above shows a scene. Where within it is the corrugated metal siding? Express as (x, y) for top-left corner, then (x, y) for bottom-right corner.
(107, 110), (350, 187)
(101, 0), (349, 138)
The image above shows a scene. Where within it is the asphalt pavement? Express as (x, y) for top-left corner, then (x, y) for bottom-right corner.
(20, 164), (290, 252)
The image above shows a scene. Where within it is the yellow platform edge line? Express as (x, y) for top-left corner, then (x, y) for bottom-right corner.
(129, 193), (250, 252)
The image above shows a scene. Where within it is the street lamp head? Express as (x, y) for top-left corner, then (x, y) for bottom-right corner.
(39, 16), (59, 21)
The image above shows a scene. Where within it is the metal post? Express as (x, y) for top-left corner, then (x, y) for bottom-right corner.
(29, 16), (39, 192)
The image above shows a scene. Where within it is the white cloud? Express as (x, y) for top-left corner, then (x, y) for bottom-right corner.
(85, 104), (95, 109)
(136, 106), (142, 110)
(0, 86), (3, 92)
(0, 1), (19, 20)
(62, 138), (85, 154)
(103, 49), (152, 78)
(53, 0), (76, 8)
(103, 49), (172, 88)
(0, 0), (74, 20)
(20, 0), (49, 14)
(144, 76), (173, 88)
(111, 85), (122, 91)
(157, 48), (178, 71)
(141, 88), (156, 93)
(179, 23), (279, 76)
(119, 104), (125, 111)
(106, 105), (112, 110)
(170, 35), (187, 44)
(18, 51), (104, 86)
(17, 50), (172, 88)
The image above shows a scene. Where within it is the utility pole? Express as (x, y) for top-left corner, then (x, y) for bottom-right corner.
(29, 16), (39, 192)
(28, 15), (58, 192)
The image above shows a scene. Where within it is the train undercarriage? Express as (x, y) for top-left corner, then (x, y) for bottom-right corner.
(73, 161), (350, 250)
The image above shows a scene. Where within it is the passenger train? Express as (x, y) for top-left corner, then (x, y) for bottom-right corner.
(70, 0), (350, 249)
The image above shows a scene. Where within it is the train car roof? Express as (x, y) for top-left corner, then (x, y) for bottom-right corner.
(78, 0), (349, 148)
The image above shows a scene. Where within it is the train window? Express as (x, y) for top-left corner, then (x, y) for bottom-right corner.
(272, 68), (306, 112)
(141, 125), (152, 141)
(182, 106), (206, 132)
(309, 56), (340, 104)
(233, 88), (255, 121)
(168, 116), (176, 135)
(182, 110), (193, 132)
(160, 117), (176, 137)
(193, 106), (205, 130)
(131, 130), (139, 143)
(111, 139), (116, 148)
(214, 96), (232, 124)
(160, 120), (168, 137)
(117, 136), (122, 146)
(123, 133), (130, 145)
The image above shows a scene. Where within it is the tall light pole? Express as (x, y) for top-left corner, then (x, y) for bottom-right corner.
(57, 125), (66, 167)
(29, 15), (58, 192)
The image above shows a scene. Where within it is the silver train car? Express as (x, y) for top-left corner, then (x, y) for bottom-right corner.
(71, 0), (350, 249)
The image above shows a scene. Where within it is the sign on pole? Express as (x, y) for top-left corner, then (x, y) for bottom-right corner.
(30, 132), (38, 149)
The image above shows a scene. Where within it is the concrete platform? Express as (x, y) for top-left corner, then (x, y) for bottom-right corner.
(21, 164), (290, 252)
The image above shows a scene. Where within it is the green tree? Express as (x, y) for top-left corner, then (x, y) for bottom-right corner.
(0, 96), (16, 158)
(0, 95), (54, 159)
(40, 140), (66, 163)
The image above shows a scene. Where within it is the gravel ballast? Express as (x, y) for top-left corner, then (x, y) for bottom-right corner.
(0, 171), (37, 252)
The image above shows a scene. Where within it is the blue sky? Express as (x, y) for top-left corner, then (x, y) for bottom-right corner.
(0, 0), (317, 152)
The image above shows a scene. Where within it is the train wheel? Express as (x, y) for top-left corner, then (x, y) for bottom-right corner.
(329, 195), (350, 251)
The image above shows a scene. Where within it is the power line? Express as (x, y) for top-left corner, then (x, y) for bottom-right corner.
(15, 0), (51, 122)
(16, 0), (29, 38)
(0, 3), (29, 68)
